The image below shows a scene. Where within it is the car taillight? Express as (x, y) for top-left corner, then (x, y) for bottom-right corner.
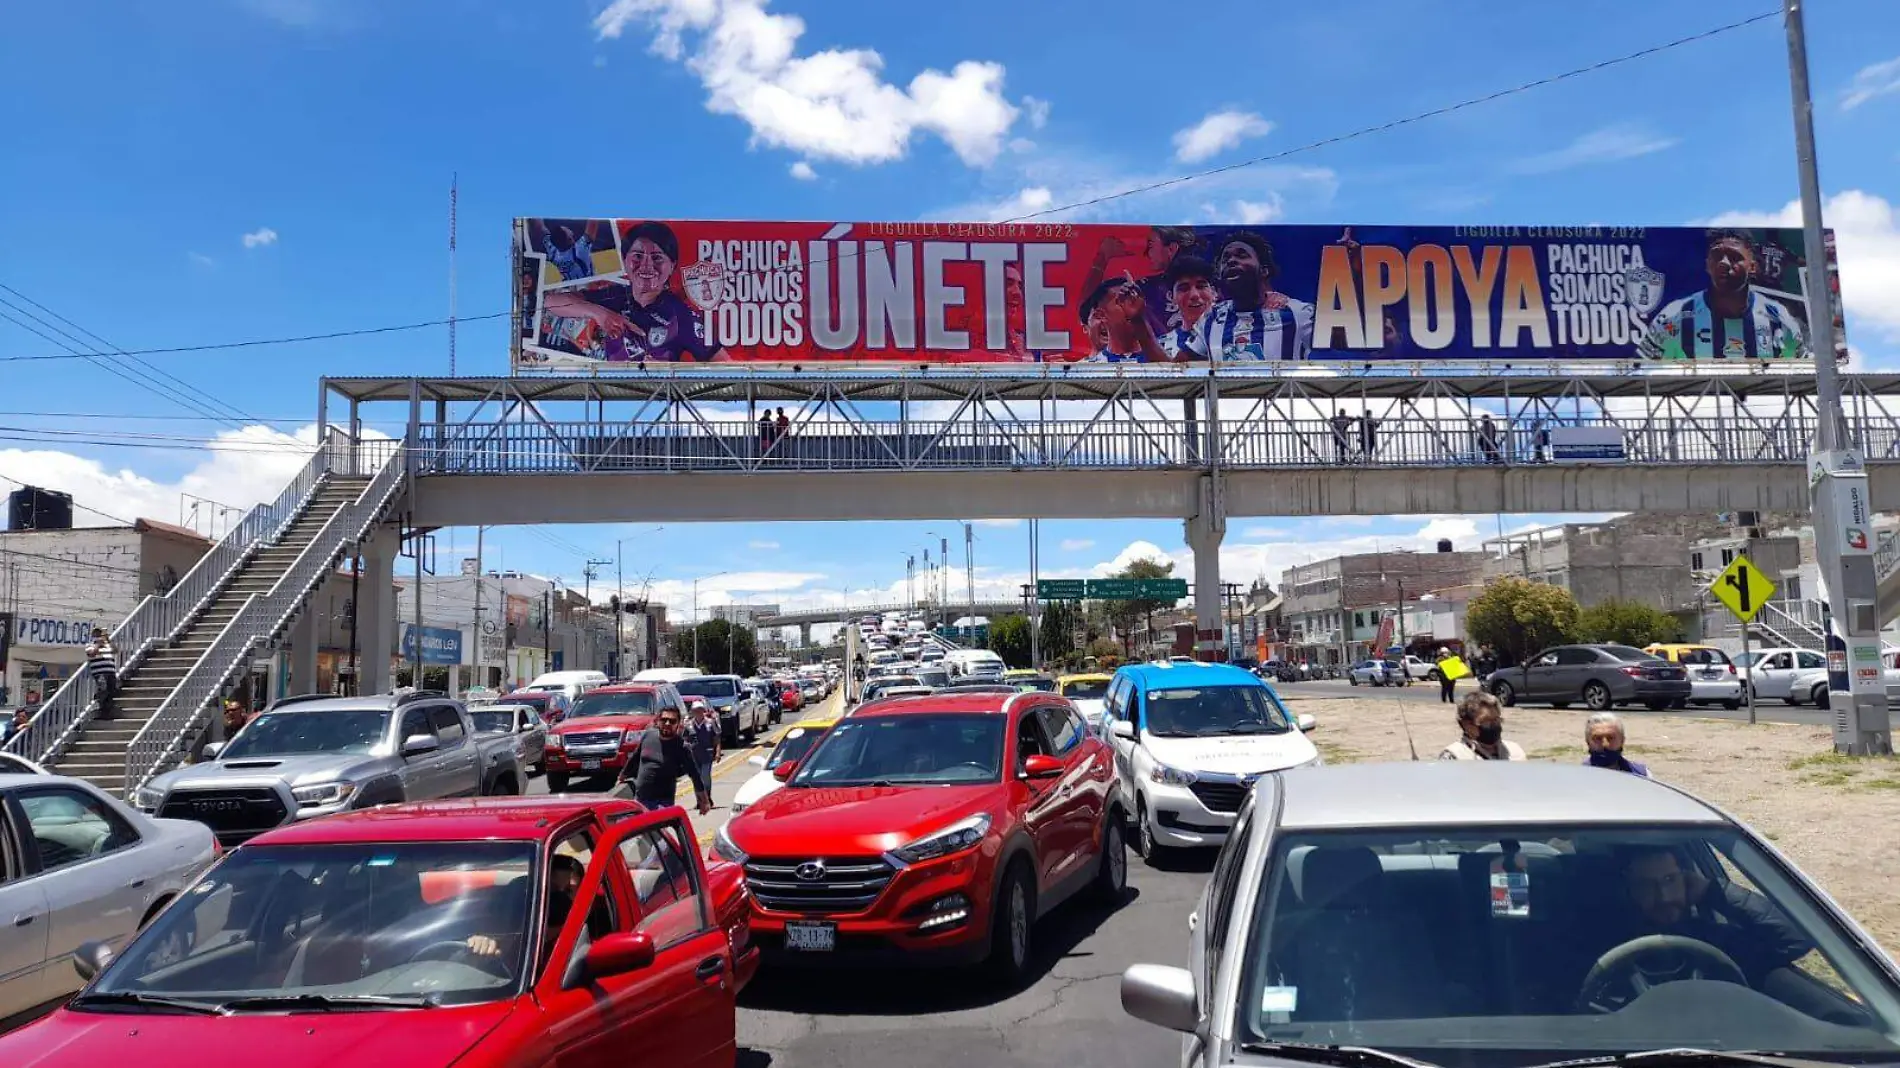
(1620, 666), (1645, 677)
(1727, 664), (1736, 674)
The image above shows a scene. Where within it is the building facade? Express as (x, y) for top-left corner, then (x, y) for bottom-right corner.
(1280, 549), (1486, 665)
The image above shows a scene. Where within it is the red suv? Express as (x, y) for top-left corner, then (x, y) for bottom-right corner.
(712, 690), (1124, 982)
(0, 796), (756, 1068)
(545, 683), (684, 792)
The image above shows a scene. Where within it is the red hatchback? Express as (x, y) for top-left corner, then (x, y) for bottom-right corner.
(712, 690), (1125, 983)
(0, 797), (756, 1068)
(544, 683), (685, 792)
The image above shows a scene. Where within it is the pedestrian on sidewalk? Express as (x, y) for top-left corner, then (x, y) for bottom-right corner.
(616, 705), (713, 815)
(687, 699), (722, 809)
(84, 627), (119, 717)
(1583, 712), (1649, 777)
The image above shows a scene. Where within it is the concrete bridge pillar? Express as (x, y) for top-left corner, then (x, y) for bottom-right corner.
(1185, 473), (1226, 662)
(358, 525), (400, 694)
(800, 622), (812, 648)
(288, 599), (319, 698)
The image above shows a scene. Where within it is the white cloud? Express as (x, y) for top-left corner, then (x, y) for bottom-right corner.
(187, 251), (216, 268)
(974, 518), (1021, 527)
(1229, 195), (1284, 225)
(1842, 55), (1900, 109)
(1058, 538), (1095, 552)
(241, 227), (278, 249)
(747, 539), (780, 550)
(1508, 124), (1677, 175)
(1706, 190), (1900, 341)
(1021, 95), (1050, 130)
(1095, 540), (1177, 576)
(1172, 109), (1273, 164)
(593, 0), (1021, 167)
(788, 160), (817, 180)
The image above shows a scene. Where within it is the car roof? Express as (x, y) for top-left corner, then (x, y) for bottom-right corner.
(850, 690), (1049, 717)
(582, 683), (662, 694)
(1058, 673), (1112, 684)
(1268, 763), (1726, 832)
(1115, 660), (1262, 689)
(245, 796), (652, 846)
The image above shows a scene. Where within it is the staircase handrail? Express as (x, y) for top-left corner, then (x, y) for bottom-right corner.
(1878, 530), (1900, 585)
(120, 443), (408, 796)
(3, 430), (346, 765)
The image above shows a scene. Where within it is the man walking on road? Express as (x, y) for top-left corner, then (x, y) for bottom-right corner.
(617, 705), (713, 815)
(687, 701), (722, 808)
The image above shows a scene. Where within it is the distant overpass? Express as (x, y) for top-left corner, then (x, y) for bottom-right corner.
(757, 600), (1022, 629)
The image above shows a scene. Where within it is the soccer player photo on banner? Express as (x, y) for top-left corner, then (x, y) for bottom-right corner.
(511, 218), (1844, 371)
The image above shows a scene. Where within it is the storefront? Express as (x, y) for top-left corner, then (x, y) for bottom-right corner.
(5, 613), (108, 708)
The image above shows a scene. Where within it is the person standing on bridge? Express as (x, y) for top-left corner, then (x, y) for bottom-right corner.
(1330, 409), (1354, 464)
(759, 410), (775, 453)
(85, 627), (118, 717)
(1478, 413), (1501, 465)
(1358, 409), (1381, 463)
(775, 408), (790, 446)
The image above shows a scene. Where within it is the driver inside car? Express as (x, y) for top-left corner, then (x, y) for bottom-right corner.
(1612, 845), (1814, 986)
(465, 854), (585, 965)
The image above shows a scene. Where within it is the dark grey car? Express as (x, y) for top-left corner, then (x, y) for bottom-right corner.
(1487, 643), (1691, 712)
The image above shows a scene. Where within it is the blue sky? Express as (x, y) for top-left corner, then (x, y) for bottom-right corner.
(3, 0), (1899, 631)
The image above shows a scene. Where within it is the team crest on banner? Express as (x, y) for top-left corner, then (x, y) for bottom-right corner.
(1625, 265), (1665, 319)
(681, 261), (726, 311)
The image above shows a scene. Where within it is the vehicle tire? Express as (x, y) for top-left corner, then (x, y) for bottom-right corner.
(547, 772), (570, 793)
(1551, 702), (1570, 710)
(1782, 696), (1800, 707)
(1133, 796), (1166, 864)
(723, 723), (740, 749)
(1349, 676), (1359, 686)
(1091, 816), (1128, 904)
(1812, 683), (1830, 709)
(1492, 680), (1516, 707)
(1426, 669), (1442, 683)
(1721, 699), (1741, 711)
(988, 860), (1036, 986)
(489, 774), (521, 797)
(1583, 682), (1613, 712)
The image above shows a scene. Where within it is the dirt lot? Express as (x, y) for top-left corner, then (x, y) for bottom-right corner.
(1282, 692), (1900, 955)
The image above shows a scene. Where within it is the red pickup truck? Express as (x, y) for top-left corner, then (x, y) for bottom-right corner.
(713, 689), (1125, 984)
(0, 796), (756, 1068)
(543, 682), (685, 792)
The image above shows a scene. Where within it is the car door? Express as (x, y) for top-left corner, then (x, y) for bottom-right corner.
(615, 818), (734, 1068)
(1037, 702), (1100, 894)
(394, 705), (442, 797)
(9, 784), (148, 1007)
(429, 704), (482, 796)
(1520, 651), (1562, 700)
(1010, 705), (1069, 896)
(0, 794), (53, 1020)
(1753, 651), (1796, 699)
(1102, 677), (1136, 794)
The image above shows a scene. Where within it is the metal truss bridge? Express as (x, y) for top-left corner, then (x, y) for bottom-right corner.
(755, 599), (1023, 629)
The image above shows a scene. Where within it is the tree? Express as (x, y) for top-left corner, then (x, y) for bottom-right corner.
(1577, 599), (1683, 647)
(1038, 600), (1080, 665)
(669, 619), (758, 676)
(1465, 577), (1582, 666)
(1103, 557), (1178, 654)
(988, 614), (1034, 669)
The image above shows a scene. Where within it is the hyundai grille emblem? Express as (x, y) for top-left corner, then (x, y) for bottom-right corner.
(794, 860), (828, 882)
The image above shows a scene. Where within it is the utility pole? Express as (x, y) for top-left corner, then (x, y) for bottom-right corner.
(583, 559), (610, 672)
(964, 523), (976, 640)
(542, 588), (552, 671)
(1029, 518), (1041, 669)
(1783, 0), (1889, 755)
(472, 527), (485, 691)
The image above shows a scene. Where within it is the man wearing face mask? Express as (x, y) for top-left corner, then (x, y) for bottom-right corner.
(618, 706), (714, 815)
(1582, 711), (1648, 776)
(1438, 691), (1525, 761)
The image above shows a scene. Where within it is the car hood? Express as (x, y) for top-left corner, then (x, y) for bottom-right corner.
(730, 783), (996, 855)
(550, 714), (652, 735)
(153, 753), (389, 791)
(731, 769), (784, 809)
(0, 1003), (515, 1068)
(1141, 731), (1318, 776)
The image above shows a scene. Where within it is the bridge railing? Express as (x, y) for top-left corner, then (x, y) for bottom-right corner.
(411, 413), (1893, 474)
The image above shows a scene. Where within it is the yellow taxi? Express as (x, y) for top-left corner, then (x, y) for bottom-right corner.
(1056, 672), (1113, 730)
(1641, 643), (1744, 709)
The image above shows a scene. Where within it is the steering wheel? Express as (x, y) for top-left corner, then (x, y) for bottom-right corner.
(409, 938), (514, 978)
(1575, 934), (1746, 1013)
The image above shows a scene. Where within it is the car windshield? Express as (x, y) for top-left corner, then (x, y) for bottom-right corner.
(794, 714), (1005, 786)
(1236, 823), (1900, 1064)
(1143, 685), (1292, 737)
(675, 678), (738, 699)
(1062, 679), (1109, 701)
(1015, 677), (1057, 692)
(87, 842), (537, 1011)
(468, 708), (521, 733)
(223, 710), (389, 758)
(765, 723), (831, 770)
(568, 691), (655, 717)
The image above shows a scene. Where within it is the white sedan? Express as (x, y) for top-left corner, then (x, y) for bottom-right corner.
(0, 772), (217, 1028)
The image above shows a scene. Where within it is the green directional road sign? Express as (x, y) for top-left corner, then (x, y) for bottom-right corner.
(1037, 579), (1087, 600)
(1086, 579), (1140, 599)
(1137, 578), (1189, 599)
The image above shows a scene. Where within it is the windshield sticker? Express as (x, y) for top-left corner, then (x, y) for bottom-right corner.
(1259, 986), (1298, 1016)
(1489, 861), (1530, 918)
(368, 854), (397, 868)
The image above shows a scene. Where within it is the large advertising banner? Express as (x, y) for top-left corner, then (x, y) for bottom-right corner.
(513, 219), (1843, 370)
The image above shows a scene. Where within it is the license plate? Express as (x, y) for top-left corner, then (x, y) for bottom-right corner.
(1700, 669), (1721, 680)
(581, 759), (602, 771)
(784, 921), (836, 952)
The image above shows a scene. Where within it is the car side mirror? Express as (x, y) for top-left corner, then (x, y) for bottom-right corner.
(72, 940), (114, 982)
(1022, 753), (1063, 779)
(1110, 720), (1136, 740)
(773, 760), (798, 782)
(749, 753), (768, 768)
(1296, 713), (1317, 733)
(564, 931), (655, 988)
(1121, 963), (1198, 1034)
(401, 733), (440, 758)
(201, 741), (225, 760)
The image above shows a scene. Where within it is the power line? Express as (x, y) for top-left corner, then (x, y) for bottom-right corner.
(1008, 10), (1780, 222)
(0, 312), (510, 364)
(0, 471), (138, 525)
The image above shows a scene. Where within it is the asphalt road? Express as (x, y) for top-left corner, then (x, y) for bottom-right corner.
(1281, 678), (1834, 726)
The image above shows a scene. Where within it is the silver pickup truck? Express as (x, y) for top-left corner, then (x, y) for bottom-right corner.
(133, 691), (523, 847)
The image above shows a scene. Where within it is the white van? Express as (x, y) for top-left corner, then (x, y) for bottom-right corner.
(522, 670), (609, 704)
(944, 649), (1006, 680)
(633, 667), (704, 684)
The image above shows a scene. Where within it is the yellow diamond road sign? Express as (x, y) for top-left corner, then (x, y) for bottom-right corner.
(1709, 553), (1776, 623)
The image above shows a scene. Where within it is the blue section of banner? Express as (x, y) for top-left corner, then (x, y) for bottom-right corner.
(400, 624), (464, 666)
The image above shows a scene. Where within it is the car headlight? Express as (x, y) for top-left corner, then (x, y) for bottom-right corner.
(1149, 763), (1199, 787)
(291, 781), (358, 808)
(890, 813), (992, 864)
(133, 785), (165, 811)
(546, 734), (565, 748)
(712, 824), (748, 864)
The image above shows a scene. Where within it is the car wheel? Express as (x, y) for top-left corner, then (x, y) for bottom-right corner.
(1644, 700), (1667, 712)
(1669, 698), (1687, 710)
(547, 772), (570, 793)
(1133, 796), (1165, 864)
(1812, 683), (1830, 709)
(1092, 817), (1128, 904)
(1492, 680), (1516, 707)
(1583, 682), (1613, 712)
(1551, 702), (1570, 710)
(988, 861), (1035, 986)
(1782, 696), (1800, 707)
(1349, 676), (1359, 686)
(723, 724), (740, 749)
(1721, 699), (1741, 710)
